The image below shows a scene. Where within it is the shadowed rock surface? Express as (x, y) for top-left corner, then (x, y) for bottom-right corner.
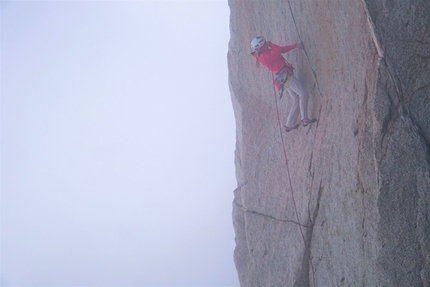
(228, 0), (430, 286)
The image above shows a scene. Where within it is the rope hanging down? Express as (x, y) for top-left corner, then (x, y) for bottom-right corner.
(271, 72), (316, 287)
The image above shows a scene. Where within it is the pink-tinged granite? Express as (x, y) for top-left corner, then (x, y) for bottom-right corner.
(228, 0), (430, 286)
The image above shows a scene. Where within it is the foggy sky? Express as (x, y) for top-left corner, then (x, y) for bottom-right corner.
(1, 1), (239, 286)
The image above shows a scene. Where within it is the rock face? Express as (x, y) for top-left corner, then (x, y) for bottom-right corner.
(228, 0), (430, 286)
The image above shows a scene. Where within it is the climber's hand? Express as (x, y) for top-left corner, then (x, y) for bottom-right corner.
(296, 42), (304, 49)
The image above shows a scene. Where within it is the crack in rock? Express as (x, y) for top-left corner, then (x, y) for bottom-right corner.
(233, 201), (313, 229)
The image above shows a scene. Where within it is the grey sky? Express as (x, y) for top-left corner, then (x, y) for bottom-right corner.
(1, 0), (238, 286)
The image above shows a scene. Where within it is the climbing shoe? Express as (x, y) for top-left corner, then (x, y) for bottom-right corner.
(284, 124), (299, 133)
(302, 118), (317, 127)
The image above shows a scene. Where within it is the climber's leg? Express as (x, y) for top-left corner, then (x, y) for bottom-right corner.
(287, 74), (308, 121)
(285, 88), (300, 128)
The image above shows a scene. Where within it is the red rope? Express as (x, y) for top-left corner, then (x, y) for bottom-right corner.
(271, 73), (316, 287)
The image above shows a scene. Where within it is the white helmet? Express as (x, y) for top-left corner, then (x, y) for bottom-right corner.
(251, 36), (266, 51)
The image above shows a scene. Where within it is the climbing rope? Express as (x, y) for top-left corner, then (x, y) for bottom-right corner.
(271, 72), (316, 287)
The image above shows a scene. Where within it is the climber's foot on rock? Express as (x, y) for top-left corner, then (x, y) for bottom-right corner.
(302, 118), (317, 127)
(284, 124), (299, 133)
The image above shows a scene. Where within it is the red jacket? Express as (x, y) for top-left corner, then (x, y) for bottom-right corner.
(253, 42), (297, 73)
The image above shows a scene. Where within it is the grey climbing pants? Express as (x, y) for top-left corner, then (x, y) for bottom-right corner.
(285, 74), (309, 128)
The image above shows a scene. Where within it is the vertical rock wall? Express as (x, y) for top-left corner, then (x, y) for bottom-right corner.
(228, 0), (430, 286)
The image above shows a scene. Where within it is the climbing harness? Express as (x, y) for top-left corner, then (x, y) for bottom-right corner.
(274, 64), (294, 99)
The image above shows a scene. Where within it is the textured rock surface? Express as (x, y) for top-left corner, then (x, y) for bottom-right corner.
(228, 0), (430, 286)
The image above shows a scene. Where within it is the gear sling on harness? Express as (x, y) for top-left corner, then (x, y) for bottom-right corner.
(274, 64), (294, 99)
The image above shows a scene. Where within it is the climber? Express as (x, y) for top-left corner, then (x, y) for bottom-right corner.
(251, 36), (316, 132)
